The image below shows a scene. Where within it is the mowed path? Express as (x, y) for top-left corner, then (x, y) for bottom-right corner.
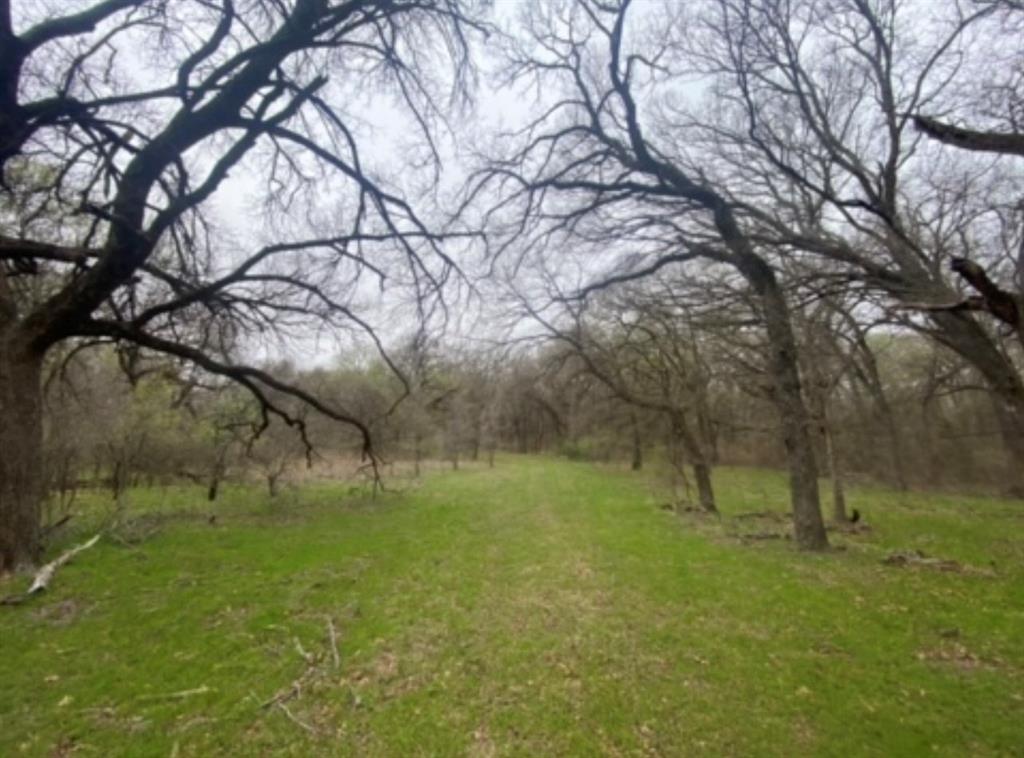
(1, 457), (1021, 756)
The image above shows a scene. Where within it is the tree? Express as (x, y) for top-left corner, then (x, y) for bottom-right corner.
(0, 0), (486, 570)
(518, 284), (721, 512)
(911, 0), (1024, 353)
(466, 0), (828, 547)
(678, 0), (1024, 492)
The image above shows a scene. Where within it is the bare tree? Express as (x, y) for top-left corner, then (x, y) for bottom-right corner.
(517, 284), (720, 513)
(0, 0), (487, 570)
(465, 0), (828, 547)
(678, 0), (1024, 492)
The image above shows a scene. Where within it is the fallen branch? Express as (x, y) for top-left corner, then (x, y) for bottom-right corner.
(28, 534), (101, 594)
(326, 617), (340, 669)
(277, 702), (317, 734)
(259, 625), (340, 734)
(261, 651), (318, 710)
(139, 685), (213, 702)
(2, 534), (101, 605)
(294, 636), (313, 663)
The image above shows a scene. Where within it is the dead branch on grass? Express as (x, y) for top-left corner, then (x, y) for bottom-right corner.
(2, 534), (101, 605)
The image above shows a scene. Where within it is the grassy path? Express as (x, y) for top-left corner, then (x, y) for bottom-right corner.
(1, 457), (1022, 755)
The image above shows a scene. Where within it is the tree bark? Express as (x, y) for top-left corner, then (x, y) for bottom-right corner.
(740, 257), (829, 549)
(0, 336), (45, 572)
(669, 411), (717, 513)
(914, 115), (1024, 158)
(692, 461), (716, 514)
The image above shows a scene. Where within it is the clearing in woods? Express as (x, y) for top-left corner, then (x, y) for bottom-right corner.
(0, 457), (1022, 755)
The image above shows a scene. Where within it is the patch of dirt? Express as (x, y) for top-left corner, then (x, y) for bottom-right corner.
(345, 651), (401, 690)
(829, 523), (873, 535)
(468, 725), (497, 758)
(882, 550), (996, 577)
(916, 642), (1004, 671)
(738, 531), (791, 542)
(811, 640), (850, 657)
(572, 559), (594, 580)
(734, 510), (788, 522)
(372, 652), (399, 682)
(729, 511), (794, 543)
(82, 706), (150, 734)
(33, 599), (86, 626)
(664, 503), (717, 516)
(174, 715), (219, 733)
(49, 735), (81, 757)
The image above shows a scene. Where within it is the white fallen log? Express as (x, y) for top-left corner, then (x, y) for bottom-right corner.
(27, 534), (101, 595)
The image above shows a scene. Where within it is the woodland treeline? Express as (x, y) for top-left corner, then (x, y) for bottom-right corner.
(44, 306), (1013, 521)
(2, 0), (1024, 565)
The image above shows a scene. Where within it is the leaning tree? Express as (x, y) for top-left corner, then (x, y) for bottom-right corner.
(675, 0), (1024, 491)
(465, 0), (829, 548)
(0, 0), (486, 570)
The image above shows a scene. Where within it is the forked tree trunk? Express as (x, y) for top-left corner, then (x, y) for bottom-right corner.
(670, 411), (717, 513)
(741, 257), (829, 550)
(0, 338), (45, 572)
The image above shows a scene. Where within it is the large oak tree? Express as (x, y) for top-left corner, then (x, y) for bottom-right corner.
(0, 0), (485, 570)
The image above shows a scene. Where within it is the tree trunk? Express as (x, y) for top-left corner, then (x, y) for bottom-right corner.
(207, 448), (227, 502)
(630, 413), (643, 471)
(991, 392), (1024, 498)
(670, 411), (716, 513)
(823, 421), (847, 522)
(928, 310), (1024, 495)
(741, 258), (829, 550)
(0, 338), (45, 572)
(853, 332), (908, 490)
(692, 461), (716, 514)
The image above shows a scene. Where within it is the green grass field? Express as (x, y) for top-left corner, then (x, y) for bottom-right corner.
(1, 457), (1022, 756)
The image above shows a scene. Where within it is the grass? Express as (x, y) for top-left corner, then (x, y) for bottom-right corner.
(1, 456), (1022, 756)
